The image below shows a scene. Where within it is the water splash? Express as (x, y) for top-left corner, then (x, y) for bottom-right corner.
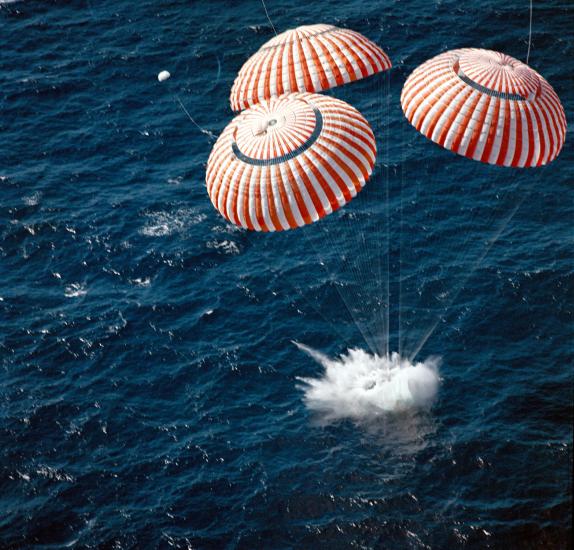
(296, 343), (440, 421)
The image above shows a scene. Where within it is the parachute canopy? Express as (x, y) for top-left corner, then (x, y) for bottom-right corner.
(206, 92), (376, 231)
(230, 24), (392, 112)
(401, 48), (566, 167)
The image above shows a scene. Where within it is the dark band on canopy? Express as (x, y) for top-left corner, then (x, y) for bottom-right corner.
(232, 107), (324, 166)
(457, 70), (528, 101)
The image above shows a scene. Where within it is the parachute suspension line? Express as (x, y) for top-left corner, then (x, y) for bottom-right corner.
(409, 186), (527, 362)
(371, 72), (386, 355)
(405, 177), (505, 359)
(384, 69), (391, 358)
(211, 56), (222, 92)
(376, 75), (385, 357)
(269, 262), (352, 347)
(404, 147), (483, 359)
(526, 0), (533, 64)
(402, 169), (522, 361)
(368, 77), (385, 356)
(346, 218), (381, 354)
(399, 47), (565, 359)
(331, 262), (381, 355)
(362, 72), (387, 356)
(324, 199), (380, 352)
(268, 266), (355, 350)
(302, 221), (380, 356)
(399, 152), (461, 360)
(325, 102), (382, 355)
(337, 157), (388, 351)
(333, 236), (380, 355)
(398, 101), (404, 358)
(374, 70), (390, 357)
(368, 71), (386, 356)
(384, 80), (391, 358)
(261, 0), (278, 36)
(387, 69), (394, 358)
(341, 185), (383, 355)
(175, 96), (216, 140)
(433, 171), (523, 329)
(360, 16), (385, 355)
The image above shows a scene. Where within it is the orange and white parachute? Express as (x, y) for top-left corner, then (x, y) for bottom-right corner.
(401, 48), (566, 167)
(206, 92), (376, 231)
(230, 24), (392, 112)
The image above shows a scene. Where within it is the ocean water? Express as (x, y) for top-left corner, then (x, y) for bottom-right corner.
(1, 0), (572, 548)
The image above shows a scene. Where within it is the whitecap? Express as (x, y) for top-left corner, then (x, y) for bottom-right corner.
(36, 466), (75, 483)
(23, 192), (41, 206)
(140, 208), (206, 237)
(130, 277), (151, 287)
(64, 283), (87, 298)
(206, 239), (240, 255)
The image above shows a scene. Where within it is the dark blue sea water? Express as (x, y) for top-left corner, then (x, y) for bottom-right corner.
(1, 0), (572, 548)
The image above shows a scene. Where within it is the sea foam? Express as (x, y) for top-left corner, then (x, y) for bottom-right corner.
(296, 343), (440, 421)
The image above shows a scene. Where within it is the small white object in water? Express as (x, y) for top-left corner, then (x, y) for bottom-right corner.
(157, 70), (171, 82)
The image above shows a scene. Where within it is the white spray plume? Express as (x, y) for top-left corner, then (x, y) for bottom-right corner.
(295, 343), (440, 422)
